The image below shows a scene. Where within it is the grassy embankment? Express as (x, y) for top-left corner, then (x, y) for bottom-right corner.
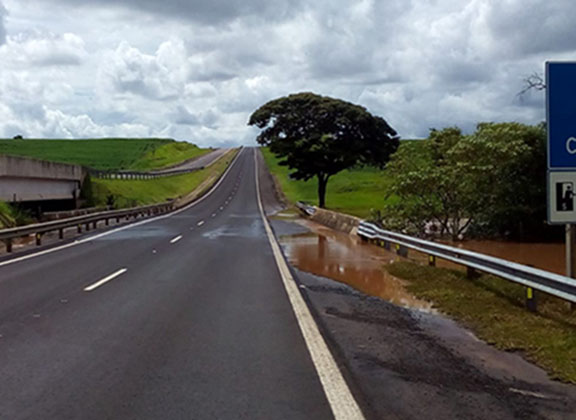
(262, 143), (576, 383)
(0, 138), (217, 220)
(0, 138), (210, 170)
(262, 147), (399, 218)
(92, 149), (238, 208)
(0, 201), (16, 228)
(388, 261), (576, 383)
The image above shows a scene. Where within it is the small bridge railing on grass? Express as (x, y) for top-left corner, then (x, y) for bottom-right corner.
(89, 167), (204, 180)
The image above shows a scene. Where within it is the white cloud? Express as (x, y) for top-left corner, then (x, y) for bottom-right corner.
(0, 30), (87, 69)
(0, 0), (570, 143)
(102, 39), (189, 100)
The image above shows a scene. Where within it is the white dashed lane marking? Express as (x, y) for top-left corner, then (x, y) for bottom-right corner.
(84, 268), (127, 292)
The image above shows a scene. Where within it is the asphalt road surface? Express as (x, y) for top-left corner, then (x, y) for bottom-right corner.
(150, 148), (230, 173)
(0, 148), (355, 420)
(3, 147), (576, 420)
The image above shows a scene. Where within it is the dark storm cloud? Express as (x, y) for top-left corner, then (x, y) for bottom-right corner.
(44, 0), (302, 24)
(487, 0), (576, 56)
(174, 106), (218, 127)
(0, 2), (6, 44)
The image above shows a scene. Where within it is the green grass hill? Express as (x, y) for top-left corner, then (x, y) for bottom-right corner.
(0, 138), (210, 171)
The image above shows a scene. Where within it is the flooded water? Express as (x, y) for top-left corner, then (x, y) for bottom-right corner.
(278, 216), (568, 311)
(450, 240), (565, 275)
(279, 220), (435, 312)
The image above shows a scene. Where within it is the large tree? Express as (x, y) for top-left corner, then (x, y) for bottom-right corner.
(248, 92), (398, 208)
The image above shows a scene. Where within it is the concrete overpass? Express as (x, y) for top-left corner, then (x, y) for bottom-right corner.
(0, 155), (85, 206)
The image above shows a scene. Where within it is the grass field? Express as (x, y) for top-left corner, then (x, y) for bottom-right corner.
(387, 261), (576, 383)
(261, 147), (402, 218)
(0, 202), (15, 228)
(0, 138), (209, 171)
(92, 150), (236, 208)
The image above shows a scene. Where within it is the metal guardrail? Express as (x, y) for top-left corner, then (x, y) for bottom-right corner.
(0, 148), (240, 253)
(357, 220), (576, 307)
(0, 201), (174, 253)
(296, 201), (316, 216)
(296, 201), (576, 309)
(89, 167), (204, 180)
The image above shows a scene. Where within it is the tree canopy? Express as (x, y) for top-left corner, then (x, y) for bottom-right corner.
(380, 122), (548, 240)
(249, 92), (398, 207)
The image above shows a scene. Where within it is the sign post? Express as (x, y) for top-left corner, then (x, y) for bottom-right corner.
(546, 62), (576, 282)
(567, 225), (576, 278)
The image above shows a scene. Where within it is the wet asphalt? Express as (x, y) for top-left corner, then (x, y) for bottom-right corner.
(1, 147), (576, 419)
(0, 149), (333, 420)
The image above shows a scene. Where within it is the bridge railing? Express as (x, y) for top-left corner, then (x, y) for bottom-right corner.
(0, 201), (174, 253)
(89, 167), (204, 180)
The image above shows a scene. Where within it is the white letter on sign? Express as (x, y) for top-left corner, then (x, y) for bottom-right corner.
(566, 137), (576, 155)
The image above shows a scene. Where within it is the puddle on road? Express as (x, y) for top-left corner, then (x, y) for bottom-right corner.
(203, 220), (263, 239)
(279, 220), (435, 312)
(94, 225), (173, 240)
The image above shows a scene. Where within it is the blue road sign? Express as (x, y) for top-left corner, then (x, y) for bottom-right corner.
(547, 62), (576, 169)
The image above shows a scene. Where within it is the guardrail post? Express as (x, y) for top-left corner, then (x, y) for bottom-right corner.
(428, 255), (436, 266)
(36, 233), (42, 246)
(396, 243), (408, 257)
(105, 218), (109, 226)
(526, 287), (537, 312)
(77, 224), (82, 233)
(5, 239), (12, 253)
(467, 267), (480, 279)
(92, 221), (97, 230)
(85, 222), (90, 231)
(59, 228), (64, 239)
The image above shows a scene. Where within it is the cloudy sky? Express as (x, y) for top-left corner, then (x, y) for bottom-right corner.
(0, 0), (573, 147)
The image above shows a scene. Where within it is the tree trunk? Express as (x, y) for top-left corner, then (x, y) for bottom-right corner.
(317, 174), (329, 208)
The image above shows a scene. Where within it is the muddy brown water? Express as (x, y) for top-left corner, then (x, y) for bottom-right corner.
(279, 218), (566, 312)
(449, 240), (565, 275)
(279, 220), (435, 312)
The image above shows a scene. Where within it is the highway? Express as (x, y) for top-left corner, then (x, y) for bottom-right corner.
(150, 148), (230, 173)
(0, 148), (361, 420)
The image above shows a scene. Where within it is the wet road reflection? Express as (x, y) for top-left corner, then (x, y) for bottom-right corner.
(279, 220), (435, 312)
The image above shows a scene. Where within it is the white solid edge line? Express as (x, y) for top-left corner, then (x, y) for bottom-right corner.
(170, 235), (183, 244)
(253, 150), (365, 420)
(84, 268), (127, 292)
(0, 148), (244, 269)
